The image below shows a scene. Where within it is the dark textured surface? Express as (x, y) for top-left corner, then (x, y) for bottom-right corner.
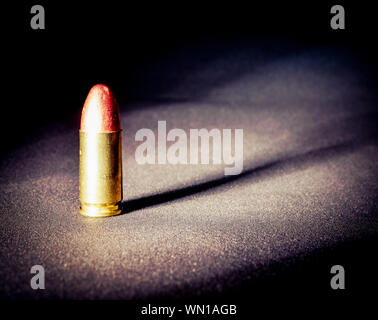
(1, 42), (378, 300)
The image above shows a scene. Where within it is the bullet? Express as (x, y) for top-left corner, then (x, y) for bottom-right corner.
(79, 84), (123, 217)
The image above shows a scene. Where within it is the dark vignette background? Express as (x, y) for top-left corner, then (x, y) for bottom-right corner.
(2, 0), (378, 317)
(5, 1), (378, 153)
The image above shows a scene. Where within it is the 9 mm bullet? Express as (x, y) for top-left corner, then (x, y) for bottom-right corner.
(79, 84), (123, 217)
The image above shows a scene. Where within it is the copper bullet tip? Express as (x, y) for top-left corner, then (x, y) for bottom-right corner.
(80, 84), (121, 132)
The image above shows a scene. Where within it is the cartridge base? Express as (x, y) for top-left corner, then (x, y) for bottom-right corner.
(79, 202), (122, 217)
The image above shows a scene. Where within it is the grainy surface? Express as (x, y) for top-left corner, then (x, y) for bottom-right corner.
(1, 42), (378, 300)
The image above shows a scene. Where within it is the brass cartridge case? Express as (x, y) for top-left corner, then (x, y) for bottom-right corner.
(79, 130), (123, 217)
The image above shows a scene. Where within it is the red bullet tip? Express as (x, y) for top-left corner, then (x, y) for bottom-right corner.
(80, 84), (121, 132)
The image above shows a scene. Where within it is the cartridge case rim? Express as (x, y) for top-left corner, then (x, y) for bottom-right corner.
(79, 202), (122, 217)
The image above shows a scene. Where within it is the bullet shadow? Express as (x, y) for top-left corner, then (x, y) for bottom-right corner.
(119, 137), (375, 215)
